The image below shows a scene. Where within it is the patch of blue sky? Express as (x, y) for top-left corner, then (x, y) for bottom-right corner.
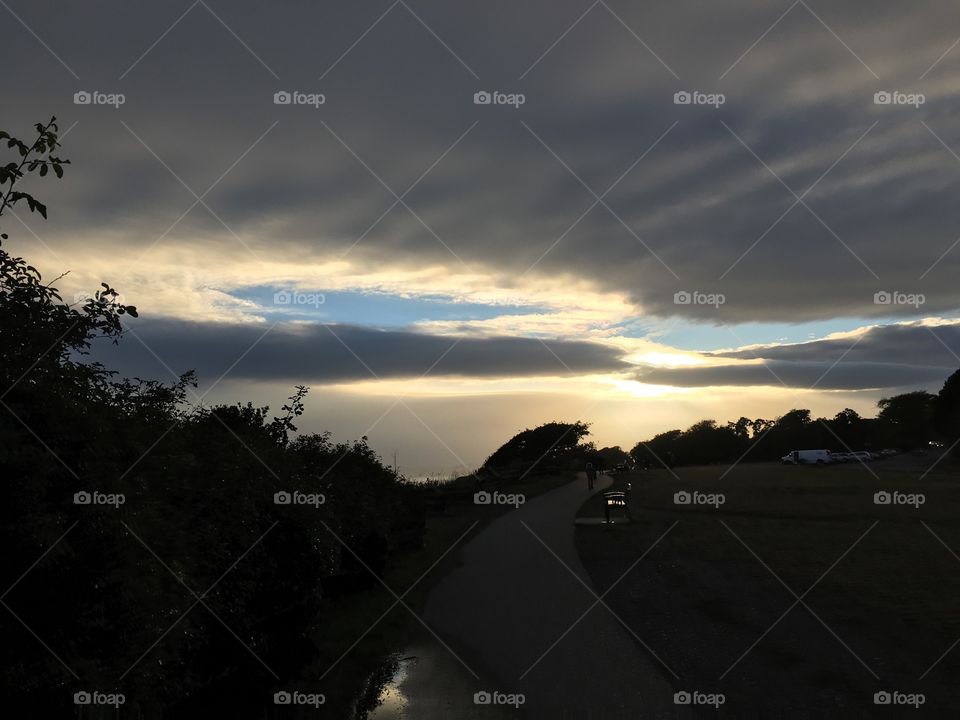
(230, 286), (548, 327)
(613, 313), (957, 353)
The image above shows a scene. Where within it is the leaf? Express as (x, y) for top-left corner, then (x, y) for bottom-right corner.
(53, 164), (63, 179)
(126, 306), (139, 318)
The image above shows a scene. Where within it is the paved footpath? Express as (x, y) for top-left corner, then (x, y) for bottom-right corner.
(422, 474), (676, 719)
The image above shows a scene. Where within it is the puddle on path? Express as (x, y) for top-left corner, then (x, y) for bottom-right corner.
(362, 637), (524, 720)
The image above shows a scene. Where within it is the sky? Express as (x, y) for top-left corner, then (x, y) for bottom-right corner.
(3, 0), (960, 476)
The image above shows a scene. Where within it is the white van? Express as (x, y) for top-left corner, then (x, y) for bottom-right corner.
(781, 449), (832, 465)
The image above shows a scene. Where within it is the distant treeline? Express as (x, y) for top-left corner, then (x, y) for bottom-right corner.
(628, 384), (960, 468)
(478, 382), (960, 476)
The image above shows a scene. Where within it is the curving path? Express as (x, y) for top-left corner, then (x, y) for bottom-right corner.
(421, 473), (675, 718)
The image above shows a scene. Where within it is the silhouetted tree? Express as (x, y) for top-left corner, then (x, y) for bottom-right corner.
(877, 391), (936, 449)
(826, 408), (870, 450)
(935, 369), (960, 456)
(596, 445), (631, 469)
(631, 429), (682, 468)
(750, 417), (773, 438)
(484, 421), (591, 476)
(727, 416), (752, 441)
(777, 408), (811, 431)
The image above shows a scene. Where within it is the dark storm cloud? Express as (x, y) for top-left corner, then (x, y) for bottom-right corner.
(715, 322), (960, 366)
(98, 320), (628, 382)
(4, 0), (960, 322)
(637, 360), (952, 391)
(638, 322), (960, 389)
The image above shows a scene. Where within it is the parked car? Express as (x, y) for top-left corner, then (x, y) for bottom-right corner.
(831, 452), (853, 462)
(850, 451), (874, 462)
(781, 449), (833, 465)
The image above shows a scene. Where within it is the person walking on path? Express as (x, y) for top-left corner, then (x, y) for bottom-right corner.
(585, 461), (597, 490)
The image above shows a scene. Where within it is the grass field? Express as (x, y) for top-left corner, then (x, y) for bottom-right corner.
(576, 454), (960, 715)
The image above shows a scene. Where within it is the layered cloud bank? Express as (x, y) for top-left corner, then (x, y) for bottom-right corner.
(103, 320), (628, 383)
(638, 322), (960, 390)
(5, 0), (960, 471)
(8, 0), (960, 325)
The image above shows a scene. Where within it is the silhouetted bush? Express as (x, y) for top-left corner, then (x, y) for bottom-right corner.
(0, 119), (420, 713)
